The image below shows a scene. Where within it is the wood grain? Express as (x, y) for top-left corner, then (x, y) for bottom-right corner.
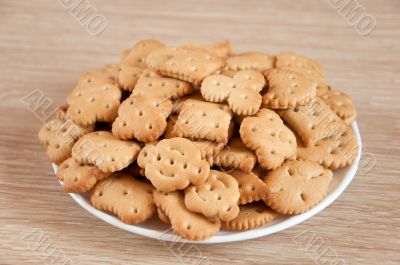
(0, 0), (399, 264)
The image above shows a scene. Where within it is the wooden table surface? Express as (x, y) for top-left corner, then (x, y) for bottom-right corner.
(1, 0), (399, 264)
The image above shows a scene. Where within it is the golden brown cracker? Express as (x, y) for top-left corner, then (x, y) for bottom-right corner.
(222, 202), (277, 231)
(66, 71), (121, 126)
(201, 70), (265, 115)
(156, 47), (225, 86)
(320, 90), (357, 124)
(213, 138), (257, 172)
(184, 170), (240, 222)
(91, 172), (155, 224)
(112, 95), (173, 142)
(137, 138), (210, 192)
(229, 170), (269, 204)
(263, 160), (332, 214)
(297, 126), (359, 169)
(172, 101), (233, 144)
(278, 98), (347, 147)
(57, 157), (111, 193)
(154, 191), (221, 240)
(263, 68), (317, 109)
(38, 118), (94, 164)
(240, 109), (297, 169)
(226, 51), (274, 72)
(72, 131), (141, 173)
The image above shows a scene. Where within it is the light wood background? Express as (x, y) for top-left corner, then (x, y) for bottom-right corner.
(0, 0), (399, 264)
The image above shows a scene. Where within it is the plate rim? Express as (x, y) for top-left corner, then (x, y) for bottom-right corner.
(52, 122), (362, 244)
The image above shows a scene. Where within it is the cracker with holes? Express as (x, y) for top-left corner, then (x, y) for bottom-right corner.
(121, 39), (165, 68)
(278, 98), (347, 147)
(57, 157), (111, 193)
(229, 170), (269, 204)
(226, 51), (275, 72)
(38, 117), (94, 164)
(164, 115), (224, 165)
(72, 131), (141, 173)
(263, 160), (332, 214)
(172, 101), (233, 144)
(275, 51), (324, 78)
(213, 138), (257, 172)
(263, 68), (317, 109)
(112, 95), (173, 142)
(222, 202), (277, 231)
(145, 47), (178, 69)
(275, 51), (329, 96)
(154, 191), (220, 240)
(297, 127), (358, 169)
(156, 47), (225, 86)
(132, 75), (192, 100)
(137, 138), (210, 192)
(184, 170), (240, 222)
(66, 71), (121, 126)
(201, 70), (265, 115)
(91, 172), (155, 224)
(320, 90), (357, 124)
(240, 109), (297, 170)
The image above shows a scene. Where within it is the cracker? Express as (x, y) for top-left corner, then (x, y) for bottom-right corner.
(222, 202), (277, 231)
(278, 98), (347, 146)
(202, 40), (234, 59)
(136, 138), (210, 192)
(240, 109), (297, 169)
(320, 90), (357, 124)
(164, 115), (224, 165)
(121, 39), (165, 68)
(156, 47), (225, 86)
(263, 160), (333, 214)
(145, 47), (177, 69)
(184, 170), (240, 222)
(154, 191), (220, 240)
(275, 51), (329, 97)
(145, 45), (198, 70)
(297, 127), (359, 169)
(229, 170), (269, 204)
(118, 65), (144, 91)
(226, 51), (275, 72)
(38, 118), (94, 164)
(200, 70), (265, 115)
(57, 157), (111, 193)
(213, 138), (257, 172)
(172, 101), (233, 144)
(66, 71), (121, 126)
(132, 75), (192, 100)
(112, 94), (173, 142)
(91, 172), (155, 224)
(275, 51), (324, 78)
(263, 68), (317, 109)
(72, 131), (141, 173)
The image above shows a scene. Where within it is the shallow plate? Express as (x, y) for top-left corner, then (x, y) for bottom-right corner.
(52, 122), (362, 244)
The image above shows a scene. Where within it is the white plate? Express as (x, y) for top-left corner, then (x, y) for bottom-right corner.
(52, 123), (362, 244)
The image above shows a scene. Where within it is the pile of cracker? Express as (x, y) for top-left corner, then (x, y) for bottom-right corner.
(38, 40), (358, 240)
